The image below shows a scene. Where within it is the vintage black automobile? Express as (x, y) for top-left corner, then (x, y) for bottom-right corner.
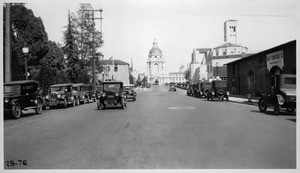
(200, 82), (212, 98)
(4, 80), (43, 119)
(124, 84), (137, 101)
(96, 81), (127, 109)
(207, 80), (229, 101)
(193, 83), (201, 98)
(169, 82), (177, 92)
(186, 85), (193, 96)
(44, 83), (80, 108)
(258, 75), (296, 115)
(73, 83), (89, 104)
(85, 84), (97, 102)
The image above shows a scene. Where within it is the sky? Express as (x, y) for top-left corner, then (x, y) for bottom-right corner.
(14, 0), (298, 73)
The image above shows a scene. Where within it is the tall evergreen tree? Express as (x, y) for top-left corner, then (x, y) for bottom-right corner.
(63, 11), (90, 83)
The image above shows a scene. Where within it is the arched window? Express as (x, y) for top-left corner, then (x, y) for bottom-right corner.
(154, 63), (159, 74)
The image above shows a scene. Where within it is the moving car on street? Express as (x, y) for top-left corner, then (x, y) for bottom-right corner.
(258, 74), (296, 115)
(44, 83), (80, 108)
(169, 82), (177, 92)
(124, 84), (137, 101)
(4, 80), (43, 119)
(96, 81), (127, 109)
(207, 80), (229, 101)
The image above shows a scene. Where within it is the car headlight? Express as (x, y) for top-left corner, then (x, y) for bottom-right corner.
(226, 91), (230, 96)
(102, 92), (106, 97)
(4, 98), (9, 103)
(45, 95), (49, 99)
(212, 91), (215, 95)
(115, 93), (119, 97)
(57, 94), (61, 98)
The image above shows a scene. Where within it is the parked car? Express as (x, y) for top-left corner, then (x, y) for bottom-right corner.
(4, 80), (43, 119)
(200, 82), (212, 98)
(124, 84), (137, 101)
(258, 75), (296, 115)
(207, 80), (229, 101)
(96, 81), (126, 109)
(187, 85), (193, 96)
(85, 84), (97, 102)
(73, 83), (88, 104)
(44, 83), (80, 108)
(193, 83), (201, 98)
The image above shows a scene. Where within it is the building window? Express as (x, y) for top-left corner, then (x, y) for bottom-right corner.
(107, 66), (110, 72)
(114, 65), (118, 72)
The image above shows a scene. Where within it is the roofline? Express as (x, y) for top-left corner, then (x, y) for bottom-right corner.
(50, 83), (73, 87)
(4, 80), (39, 85)
(226, 40), (296, 65)
(102, 81), (124, 84)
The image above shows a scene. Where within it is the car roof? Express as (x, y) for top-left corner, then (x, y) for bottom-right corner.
(124, 84), (134, 87)
(102, 81), (123, 84)
(49, 83), (73, 87)
(72, 83), (86, 87)
(4, 80), (39, 85)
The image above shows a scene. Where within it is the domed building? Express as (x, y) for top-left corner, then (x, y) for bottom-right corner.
(146, 39), (166, 85)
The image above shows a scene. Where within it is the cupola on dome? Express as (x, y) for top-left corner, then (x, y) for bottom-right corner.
(149, 39), (162, 55)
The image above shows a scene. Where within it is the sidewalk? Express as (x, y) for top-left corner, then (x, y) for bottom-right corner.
(229, 94), (259, 106)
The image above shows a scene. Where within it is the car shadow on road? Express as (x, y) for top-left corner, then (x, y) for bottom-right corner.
(4, 111), (38, 120)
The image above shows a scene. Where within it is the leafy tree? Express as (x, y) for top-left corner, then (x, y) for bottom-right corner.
(74, 3), (103, 61)
(184, 68), (191, 81)
(35, 41), (68, 95)
(4, 4), (48, 81)
(3, 4), (70, 92)
(63, 11), (91, 83)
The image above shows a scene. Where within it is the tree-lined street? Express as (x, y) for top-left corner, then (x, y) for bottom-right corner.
(4, 86), (296, 169)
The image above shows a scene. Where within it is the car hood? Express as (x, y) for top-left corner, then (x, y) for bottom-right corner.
(4, 93), (19, 98)
(281, 88), (296, 96)
(49, 91), (65, 95)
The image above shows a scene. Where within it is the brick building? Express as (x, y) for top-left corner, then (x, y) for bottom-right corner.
(226, 40), (296, 96)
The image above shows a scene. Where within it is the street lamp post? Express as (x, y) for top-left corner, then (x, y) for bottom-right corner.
(22, 47), (29, 80)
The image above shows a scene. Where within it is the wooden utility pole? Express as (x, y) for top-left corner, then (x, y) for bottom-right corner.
(82, 8), (103, 89)
(5, 3), (11, 82)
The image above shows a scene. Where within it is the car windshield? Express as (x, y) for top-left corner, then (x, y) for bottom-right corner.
(4, 85), (21, 94)
(124, 86), (134, 90)
(214, 81), (227, 87)
(202, 83), (211, 88)
(50, 86), (67, 92)
(103, 84), (121, 92)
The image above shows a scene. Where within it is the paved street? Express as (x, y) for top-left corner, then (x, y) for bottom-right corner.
(4, 85), (296, 169)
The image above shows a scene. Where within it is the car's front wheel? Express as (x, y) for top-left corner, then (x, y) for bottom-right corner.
(63, 98), (68, 108)
(97, 100), (101, 110)
(87, 96), (90, 103)
(76, 97), (80, 106)
(121, 98), (125, 109)
(72, 97), (76, 107)
(35, 100), (43, 114)
(11, 102), (22, 119)
(274, 104), (280, 115)
(258, 98), (268, 112)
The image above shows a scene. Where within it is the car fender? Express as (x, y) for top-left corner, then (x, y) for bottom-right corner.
(10, 99), (21, 107)
(276, 94), (285, 105)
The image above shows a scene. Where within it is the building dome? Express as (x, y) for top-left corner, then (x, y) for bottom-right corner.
(149, 39), (162, 55)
